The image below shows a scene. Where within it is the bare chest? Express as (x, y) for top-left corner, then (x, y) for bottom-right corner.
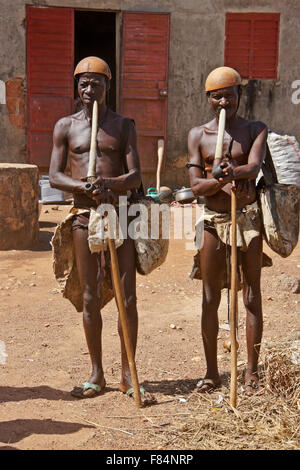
(69, 125), (122, 156)
(200, 131), (253, 169)
(67, 120), (124, 177)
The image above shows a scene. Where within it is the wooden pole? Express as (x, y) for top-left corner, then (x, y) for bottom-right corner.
(214, 107), (238, 407)
(107, 233), (142, 408)
(230, 181), (238, 408)
(156, 139), (164, 193)
(215, 108), (226, 160)
(88, 100), (142, 408)
(87, 100), (98, 184)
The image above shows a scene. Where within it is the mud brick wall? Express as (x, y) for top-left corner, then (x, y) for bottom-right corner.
(0, 164), (39, 250)
(5, 78), (25, 129)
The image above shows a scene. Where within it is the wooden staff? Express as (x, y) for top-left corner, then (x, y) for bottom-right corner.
(229, 181), (238, 408)
(87, 100), (98, 185)
(88, 100), (142, 408)
(107, 235), (142, 408)
(215, 108), (226, 161)
(156, 139), (164, 193)
(213, 107), (238, 407)
(212, 108), (226, 180)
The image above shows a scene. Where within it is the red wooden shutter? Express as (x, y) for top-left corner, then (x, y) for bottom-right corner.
(26, 6), (74, 171)
(225, 16), (252, 78)
(121, 12), (170, 173)
(225, 13), (280, 79)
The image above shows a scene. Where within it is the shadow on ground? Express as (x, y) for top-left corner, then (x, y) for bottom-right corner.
(0, 385), (116, 404)
(0, 419), (93, 444)
(141, 372), (231, 396)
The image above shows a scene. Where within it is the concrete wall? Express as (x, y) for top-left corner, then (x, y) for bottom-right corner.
(0, 0), (299, 189)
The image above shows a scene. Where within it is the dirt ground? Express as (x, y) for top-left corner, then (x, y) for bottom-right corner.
(0, 203), (299, 451)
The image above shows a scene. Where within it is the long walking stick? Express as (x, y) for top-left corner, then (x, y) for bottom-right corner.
(214, 108), (226, 164)
(229, 181), (238, 408)
(107, 236), (142, 408)
(86, 100), (142, 408)
(156, 139), (164, 193)
(212, 108), (238, 407)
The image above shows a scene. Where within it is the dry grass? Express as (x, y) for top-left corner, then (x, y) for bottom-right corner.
(144, 337), (300, 450)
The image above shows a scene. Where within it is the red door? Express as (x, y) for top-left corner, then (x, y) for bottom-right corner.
(26, 6), (74, 172)
(121, 12), (170, 173)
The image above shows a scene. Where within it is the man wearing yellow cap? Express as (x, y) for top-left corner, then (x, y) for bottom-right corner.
(187, 66), (269, 395)
(49, 57), (155, 403)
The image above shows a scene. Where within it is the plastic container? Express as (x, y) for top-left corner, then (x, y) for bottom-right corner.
(39, 176), (65, 204)
(146, 187), (160, 200)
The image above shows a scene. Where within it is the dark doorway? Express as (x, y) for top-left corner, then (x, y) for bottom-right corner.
(74, 11), (116, 111)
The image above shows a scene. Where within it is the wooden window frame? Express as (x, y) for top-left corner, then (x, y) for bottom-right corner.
(225, 12), (280, 80)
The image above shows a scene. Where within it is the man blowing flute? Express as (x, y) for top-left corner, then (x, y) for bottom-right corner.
(187, 66), (271, 395)
(49, 56), (154, 403)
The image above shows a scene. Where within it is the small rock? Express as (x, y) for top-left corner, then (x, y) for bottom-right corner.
(50, 288), (60, 294)
(192, 356), (201, 362)
(276, 274), (300, 293)
(223, 339), (240, 352)
(29, 283), (36, 287)
(169, 323), (176, 329)
(220, 323), (230, 331)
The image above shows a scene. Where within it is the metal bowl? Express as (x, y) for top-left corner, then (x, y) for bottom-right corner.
(174, 187), (196, 204)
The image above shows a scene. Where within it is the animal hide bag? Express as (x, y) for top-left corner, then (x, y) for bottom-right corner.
(259, 183), (299, 258)
(51, 209), (114, 312)
(120, 118), (170, 275)
(130, 197), (170, 275)
(253, 124), (300, 258)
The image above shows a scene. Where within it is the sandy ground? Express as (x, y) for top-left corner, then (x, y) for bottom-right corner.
(0, 204), (299, 450)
